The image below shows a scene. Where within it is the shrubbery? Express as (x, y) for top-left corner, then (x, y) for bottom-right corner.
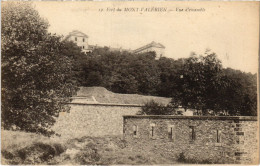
(2, 142), (66, 165)
(82, 48), (257, 116)
(177, 152), (214, 164)
(138, 100), (176, 115)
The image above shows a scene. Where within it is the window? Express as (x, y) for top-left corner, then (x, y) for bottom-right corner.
(133, 125), (138, 137)
(82, 46), (85, 49)
(189, 126), (195, 141)
(75, 37), (77, 41)
(150, 123), (155, 138)
(168, 125), (175, 140)
(217, 130), (221, 143)
(123, 126), (125, 134)
(83, 38), (85, 42)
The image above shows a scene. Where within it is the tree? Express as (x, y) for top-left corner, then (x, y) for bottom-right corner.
(138, 100), (176, 115)
(83, 48), (160, 95)
(1, 2), (78, 135)
(170, 51), (257, 116)
(156, 57), (183, 97)
(85, 71), (103, 86)
(171, 51), (223, 114)
(59, 40), (88, 86)
(132, 52), (161, 95)
(220, 68), (257, 116)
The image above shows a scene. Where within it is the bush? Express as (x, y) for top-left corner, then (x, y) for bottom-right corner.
(74, 149), (101, 165)
(1, 150), (14, 160)
(17, 142), (56, 164)
(138, 100), (176, 115)
(2, 142), (65, 165)
(177, 152), (186, 162)
(177, 152), (214, 164)
(52, 143), (66, 155)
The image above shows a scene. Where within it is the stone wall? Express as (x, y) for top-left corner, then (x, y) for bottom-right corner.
(123, 115), (258, 164)
(52, 103), (141, 139)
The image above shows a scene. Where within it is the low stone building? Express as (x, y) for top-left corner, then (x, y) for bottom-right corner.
(52, 103), (141, 139)
(123, 115), (258, 164)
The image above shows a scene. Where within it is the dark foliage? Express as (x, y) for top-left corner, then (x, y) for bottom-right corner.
(1, 2), (79, 135)
(74, 142), (101, 165)
(139, 100), (176, 115)
(83, 48), (160, 95)
(77, 47), (257, 116)
(177, 152), (215, 164)
(2, 142), (65, 165)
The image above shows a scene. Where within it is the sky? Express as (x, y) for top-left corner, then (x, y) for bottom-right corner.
(34, 1), (259, 73)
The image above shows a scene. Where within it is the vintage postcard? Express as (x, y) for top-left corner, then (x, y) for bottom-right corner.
(1, 1), (259, 165)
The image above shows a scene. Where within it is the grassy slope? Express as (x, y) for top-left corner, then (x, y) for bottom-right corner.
(1, 130), (178, 165)
(1, 88), (174, 164)
(75, 86), (171, 105)
(1, 130), (66, 165)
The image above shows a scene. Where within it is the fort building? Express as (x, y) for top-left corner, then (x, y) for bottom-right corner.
(64, 30), (91, 53)
(65, 31), (165, 58)
(132, 41), (165, 59)
(123, 115), (258, 164)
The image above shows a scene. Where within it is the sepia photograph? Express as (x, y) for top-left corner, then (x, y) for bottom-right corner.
(1, 1), (259, 165)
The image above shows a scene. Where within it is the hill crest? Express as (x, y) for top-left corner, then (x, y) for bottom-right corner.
(73, 86), (171, 105)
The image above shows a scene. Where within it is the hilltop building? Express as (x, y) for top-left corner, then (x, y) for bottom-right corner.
(133, 41), (165, 59)
(65, 30), (131, 54)
(65, 31), (165, 58)
(64, 30), (91, 53)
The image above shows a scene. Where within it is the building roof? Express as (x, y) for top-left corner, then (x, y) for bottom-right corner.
(88, 45), (132, 52)
(133, 41), (165, 53)
(123, 115), (257, 121)
(64, 30), (89, 40)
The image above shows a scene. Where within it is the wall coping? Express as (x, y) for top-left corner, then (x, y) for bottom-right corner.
(65, 102), (143, 107)
(123, 115), (258, 121)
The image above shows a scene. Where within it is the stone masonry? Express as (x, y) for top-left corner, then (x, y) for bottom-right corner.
(52, 103), (141, 139)
(123, 115), (258, 164)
